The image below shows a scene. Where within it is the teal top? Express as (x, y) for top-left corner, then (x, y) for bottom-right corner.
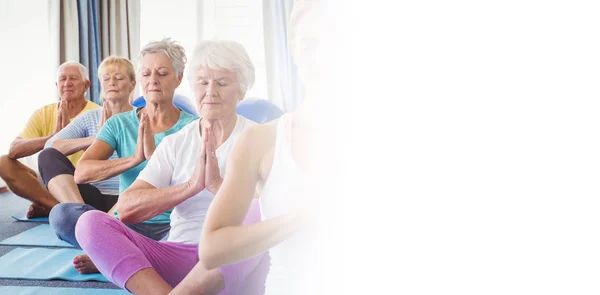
(97, 108), (198, 224)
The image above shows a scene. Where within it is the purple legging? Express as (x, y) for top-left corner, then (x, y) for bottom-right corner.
(75, 200), (269, 294)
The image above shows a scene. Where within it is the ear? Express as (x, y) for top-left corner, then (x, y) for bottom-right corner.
(130, 80), (137, 92)
(176, 73), (184, 87)
(83, 80), (91, 92)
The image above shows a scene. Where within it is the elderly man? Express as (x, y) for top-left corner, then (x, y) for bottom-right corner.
(0, 61), (100, 217)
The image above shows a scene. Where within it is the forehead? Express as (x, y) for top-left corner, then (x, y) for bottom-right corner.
(139, 53), (174, 69)
(58, 65), (82, 77)
(100, 64), (128, 75)
(195, 67), (236, 79)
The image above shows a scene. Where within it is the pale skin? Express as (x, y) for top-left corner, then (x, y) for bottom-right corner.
(72, 53), (185, 278)
(198, 119), (299, 269)
(116, 67), (244, 295)
(197, 0), (323, 273)
(0, 65), (91, 216)
(198, 100), (322, 271)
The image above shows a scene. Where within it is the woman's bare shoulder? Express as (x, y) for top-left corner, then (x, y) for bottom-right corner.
(242, 119), (279, 149)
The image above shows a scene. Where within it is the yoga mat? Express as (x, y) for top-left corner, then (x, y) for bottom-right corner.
(0, 248), (110, 282)
(0, 286), (128, 295)
(0, 224), (75, 248)
(11, 213), (49, 222)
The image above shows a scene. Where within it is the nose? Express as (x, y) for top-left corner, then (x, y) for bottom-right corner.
(148, 71), (160, 85)
(205, 82), (216, 97)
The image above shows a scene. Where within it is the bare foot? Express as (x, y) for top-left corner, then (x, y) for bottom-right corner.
(0, 186), (8, 194)
(26, 202), (50, 218)
(73, 254), (99, 274)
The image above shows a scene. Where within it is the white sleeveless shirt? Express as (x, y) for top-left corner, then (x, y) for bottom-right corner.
(259, 114), (316, 295)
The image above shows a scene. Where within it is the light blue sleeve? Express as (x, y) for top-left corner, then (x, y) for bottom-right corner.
(44, 111), (90, 149)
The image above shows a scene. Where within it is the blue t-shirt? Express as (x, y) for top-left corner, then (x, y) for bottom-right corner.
(97, 108), (198, 223)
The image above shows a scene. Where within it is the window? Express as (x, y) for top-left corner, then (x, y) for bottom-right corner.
(139, 0), (268, 102)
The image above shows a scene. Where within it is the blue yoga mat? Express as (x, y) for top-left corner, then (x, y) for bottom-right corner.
(0, 224), (75, 248)
(11, 212), (49, 222)
(0, 248), (110, 282)
(0, 286), (128, 295)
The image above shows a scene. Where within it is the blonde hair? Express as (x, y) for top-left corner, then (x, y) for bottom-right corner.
(98, 56), (136, 82)
(97, 56), (136, 102)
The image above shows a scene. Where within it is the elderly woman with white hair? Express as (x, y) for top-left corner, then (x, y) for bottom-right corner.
(74, 40), (270, 295)
(196, 1), (329, 294)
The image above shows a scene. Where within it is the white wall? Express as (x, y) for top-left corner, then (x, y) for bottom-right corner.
(0, 1), (54, 155)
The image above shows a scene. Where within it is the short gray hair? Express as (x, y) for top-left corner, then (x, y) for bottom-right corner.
(56, 61), (89, 82)
(138, 38), (187, 77)
(187, 40), (255, 93)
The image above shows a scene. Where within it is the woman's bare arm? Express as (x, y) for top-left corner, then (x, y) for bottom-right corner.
(74, 139), (143, 184)
(75, 119), (147, 184)
(51, 136), (95, 156)
(117, 179), (199, 224)
(200, 124), (299, 269)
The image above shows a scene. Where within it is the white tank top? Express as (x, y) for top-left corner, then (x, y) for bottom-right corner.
(259, 114), (314, 295)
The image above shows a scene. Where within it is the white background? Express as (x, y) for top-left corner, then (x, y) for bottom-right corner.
(333, 0), (600, 294)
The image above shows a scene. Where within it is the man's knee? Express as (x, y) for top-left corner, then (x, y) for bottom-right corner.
(0, 154), (17, 180)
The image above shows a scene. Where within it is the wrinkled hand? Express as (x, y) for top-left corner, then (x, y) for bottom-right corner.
(54, 100), (69, 134)
(60, 99), (70, 127)
(204, 127), (222, 194)
(98, 102), (112, 130)
(142, 113), (156, 159)
(188, 126), (207, 194)
(133, 113), (147, 165)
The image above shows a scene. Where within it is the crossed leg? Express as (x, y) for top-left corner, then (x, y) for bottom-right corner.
(0, 155), (58, 217)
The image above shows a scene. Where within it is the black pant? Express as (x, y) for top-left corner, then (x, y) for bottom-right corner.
(38, 148), (117, 212)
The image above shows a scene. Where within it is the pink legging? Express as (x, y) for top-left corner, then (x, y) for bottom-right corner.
(75, 200), (269, 294)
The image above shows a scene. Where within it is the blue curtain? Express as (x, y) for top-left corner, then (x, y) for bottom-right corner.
(77, 0), (101, 104)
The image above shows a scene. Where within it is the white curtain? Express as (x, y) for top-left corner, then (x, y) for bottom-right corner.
(100, 0), (140, 63)
(49, 0), (80, 71)
(263, 0), (304, 112)
(100, 0), (140, 98)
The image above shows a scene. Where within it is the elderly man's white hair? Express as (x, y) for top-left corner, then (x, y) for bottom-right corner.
(187, 40), (255, 94)
(56, 61), (89, 82)
(138, 38), (187, 77)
